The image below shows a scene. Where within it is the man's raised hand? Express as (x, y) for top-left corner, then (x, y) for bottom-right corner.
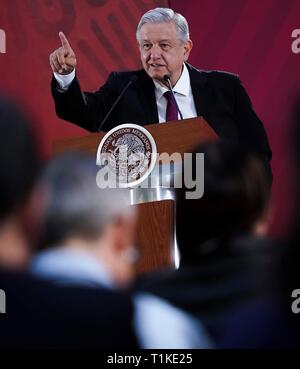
(49, 32), (77, 75)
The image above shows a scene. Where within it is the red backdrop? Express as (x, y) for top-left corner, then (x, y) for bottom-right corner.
(169, 0), (300, 237)
(0, 0), (168, 150)
(0, 0), (299, 237)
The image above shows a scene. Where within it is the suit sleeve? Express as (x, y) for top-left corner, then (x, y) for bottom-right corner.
(51, 73), (118, 132)
(233, 76), (273, 182)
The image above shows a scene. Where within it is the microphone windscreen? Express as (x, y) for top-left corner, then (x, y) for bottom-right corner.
(163, 74), (171, 82)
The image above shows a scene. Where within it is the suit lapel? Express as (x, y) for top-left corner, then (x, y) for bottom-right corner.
(186, 63), (209, 118)
(136, 70), (159, 125)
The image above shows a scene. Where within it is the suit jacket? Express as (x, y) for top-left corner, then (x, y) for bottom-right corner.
(0, 270), (138, 349)
(51, 63), (272, 176)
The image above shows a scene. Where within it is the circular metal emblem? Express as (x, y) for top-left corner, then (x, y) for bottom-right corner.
(96, 124), (157, 188)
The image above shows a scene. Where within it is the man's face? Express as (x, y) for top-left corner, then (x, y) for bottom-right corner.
(138, 22), (193, 86)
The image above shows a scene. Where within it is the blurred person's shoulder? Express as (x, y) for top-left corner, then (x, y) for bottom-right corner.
(0, 269), (138, 348)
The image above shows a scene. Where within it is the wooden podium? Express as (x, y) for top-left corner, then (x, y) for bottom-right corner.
(53, 117), (218, 274)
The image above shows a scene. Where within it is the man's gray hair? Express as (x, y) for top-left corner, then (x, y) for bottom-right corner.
(136, 7), (190, 43)
(39, 152), (134, 247)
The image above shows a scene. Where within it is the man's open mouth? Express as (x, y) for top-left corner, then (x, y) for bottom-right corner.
(149, 64), (165, 67)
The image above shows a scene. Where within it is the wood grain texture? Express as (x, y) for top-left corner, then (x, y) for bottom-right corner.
(53, 117), (219, 157)
(135, 200), (174, 274)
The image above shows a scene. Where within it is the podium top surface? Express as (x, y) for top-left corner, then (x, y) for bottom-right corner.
(53, 117), (219, 157)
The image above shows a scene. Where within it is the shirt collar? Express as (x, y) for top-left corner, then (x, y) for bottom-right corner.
(31, 247), (116, 289)
(154, 63), (191, 100)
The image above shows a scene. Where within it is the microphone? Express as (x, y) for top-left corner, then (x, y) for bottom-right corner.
(98, 75), (138, 132)
(163, 74), (183, 120)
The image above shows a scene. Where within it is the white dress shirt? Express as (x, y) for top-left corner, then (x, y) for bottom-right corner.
(54, 63), (198, 123)
(54, 69), (76, 90)
(153, 63), (197, 122)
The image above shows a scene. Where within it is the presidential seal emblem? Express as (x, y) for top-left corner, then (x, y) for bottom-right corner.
(96, 124), (157, 188)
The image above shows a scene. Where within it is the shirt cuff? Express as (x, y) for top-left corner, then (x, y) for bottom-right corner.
(54, 69), (76, 90)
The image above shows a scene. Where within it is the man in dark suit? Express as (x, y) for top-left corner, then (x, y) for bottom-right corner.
(50, 7), (272, 178)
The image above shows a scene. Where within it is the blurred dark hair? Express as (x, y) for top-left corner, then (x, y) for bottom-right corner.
(280, 98), (300, 290)
(0, 95), (40, 222)
(176, 141), (270, 262)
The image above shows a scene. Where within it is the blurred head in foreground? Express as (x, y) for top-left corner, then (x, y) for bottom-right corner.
(0, 95), (40, 269)
(281, 99), (300, 290)
(34, 152), (137, 286)
(176, 141), (271, 263)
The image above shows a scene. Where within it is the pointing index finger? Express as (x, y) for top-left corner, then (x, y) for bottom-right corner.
(59, 31), (71, 50)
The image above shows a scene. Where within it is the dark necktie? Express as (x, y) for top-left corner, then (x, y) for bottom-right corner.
(164, 90), (178, 122)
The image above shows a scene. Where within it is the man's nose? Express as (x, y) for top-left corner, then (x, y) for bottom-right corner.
(150, 44), (162, 60)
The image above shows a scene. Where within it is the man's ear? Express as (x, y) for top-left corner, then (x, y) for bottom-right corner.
(253, 201), (272, 237)
(183, 39), (193, 61)
(111, 213), (137, 254)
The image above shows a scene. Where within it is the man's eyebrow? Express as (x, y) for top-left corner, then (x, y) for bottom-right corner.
(140, 39), (172, 43)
